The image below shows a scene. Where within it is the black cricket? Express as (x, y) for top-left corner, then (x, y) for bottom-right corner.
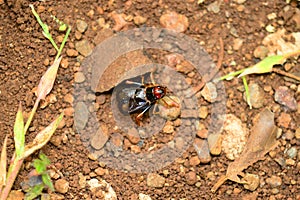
(117, 72), (178, 125)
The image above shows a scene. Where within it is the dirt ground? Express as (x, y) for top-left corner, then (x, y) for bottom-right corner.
(0, 0), (300, 199)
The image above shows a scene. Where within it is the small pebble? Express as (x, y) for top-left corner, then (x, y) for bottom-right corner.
(127, 128), (140, 144)
(75, 31), (82, 40)
(201, 82), (218, 103)
(287, 147), (297, 158)
(158, 96), (181, 120)
(133, 15), (147, 25)
(43, 58), (50, 66)
(286, 158), (295, 166)
(37, 5), (46, 13)
(110, 133), (123, 147)
(266, 176), (282, 188)
(275, 157), (286, 167)
(75, 39), (93, 57)
(254, 45), (269, 59)
(50, 194), (64, 200)
(64, 107), (74, 117)
(111, 11), (127, 31)
(234, 0), (247, 4)
(147, 173), (165, 188)
(243, 173), (260, 191)
(186, 171), (197, 185)
(64, 93), (74, 104)
(55, 179), (69, 194)
(207, 1), (220, 14)
(87, 9), (94, 18)
(222, 114), (248, 160)
(189, 156), (200, 166)
(285, 130), (294, 140)
(60, 58), (69, 69)
(91, 126), (109, 150)
(266, 24), (276, 32)
(271, 188), (280, 194)
(196, 128), (208, 139)
(160, 11), (189, 33)
(74, 72), (86, 83)
(207, 133), (223, 155)
(277, 112), (292, 128)
(76, 20), (88, 33)
(274, 86), (297, 110)
(233, 38), (243, 51)
(193, 138), (211, 163)
(163, 124), (174, 134)
(95, 167), (106, 176)
(50, 135), (62, 146)
(176, 61), (194, 74)
(199, 106), (208, 119)
(245, 83), (265, 108)
(139, 193), (152, 200)
(267, 13), (277, 20)
(295, 128), (300, 139)
(236, 5), (245, 12)
(87, 179), (117, 200)
(7, 190), (24, 200)
(78, 173), (86, 189)
(66, 49), (78, 57)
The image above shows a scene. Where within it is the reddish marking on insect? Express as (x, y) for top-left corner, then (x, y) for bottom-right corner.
(153, 86), (166, 100)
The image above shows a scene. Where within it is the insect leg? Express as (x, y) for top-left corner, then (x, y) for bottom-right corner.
(159, 96), (180, 108)
(135, 103), (152, 121)
(150, 72), (156, 85)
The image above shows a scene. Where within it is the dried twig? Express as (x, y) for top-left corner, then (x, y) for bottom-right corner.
(272, 68), (300, 81)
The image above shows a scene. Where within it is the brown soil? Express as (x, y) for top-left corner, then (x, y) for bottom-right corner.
(1, 0), (299, 199)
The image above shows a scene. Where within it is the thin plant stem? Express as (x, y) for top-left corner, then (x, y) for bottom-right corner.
(55, 26), (71, 61)
(30, 4), (59, 51)
(219, 68), (245, 81)
(242, 76), (251, 109)
(0, 159), (23, 200)
(24, 98), (40, 135)
(272, 68), (300, 81)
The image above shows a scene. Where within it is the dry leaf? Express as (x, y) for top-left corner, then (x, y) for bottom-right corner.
(22, 112), (64, 159)
(262, 29), (300, 56)
(14, 103), (25, 159)
(212, 108), (279, 192)
(0, 136), (8, 188)
(36, 57), (62, 101)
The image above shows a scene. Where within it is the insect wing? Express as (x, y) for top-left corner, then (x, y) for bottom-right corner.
(117, 87), (137, 114)
(128, 96), (150, 113)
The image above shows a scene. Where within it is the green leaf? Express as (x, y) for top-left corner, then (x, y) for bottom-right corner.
(33, 159), (46, 174)
(59, 24), (67, 32)
(42, 173), (54, 191)
(24, 184), (44, 200)
(33, 153), (50, 174)
(0, 135), (8, 188)
(22, 112), (64, 160)
(14, 103), (25, 159)
(238, 55), (286, 77)
(39, 153), (50, 166)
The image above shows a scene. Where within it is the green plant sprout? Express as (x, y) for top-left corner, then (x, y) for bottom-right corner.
(24, 153), (54, 200)
(219, 50), (300, 108)
(0, 5), (71, 200)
